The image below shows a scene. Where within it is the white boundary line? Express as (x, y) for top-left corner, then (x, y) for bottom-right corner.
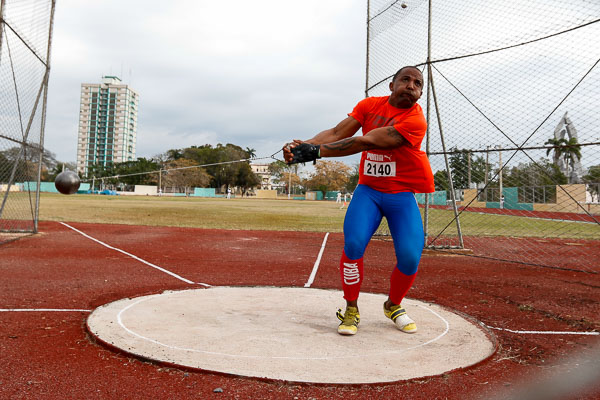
(304, 232), (329, 288)
(60, 222), (209, 287)
(485, 324), (600, 335)
(0, 308), (91, 312)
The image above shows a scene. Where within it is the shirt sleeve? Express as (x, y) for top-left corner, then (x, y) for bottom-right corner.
(348, 98), (371, 126)
(392, 108), (427, 148)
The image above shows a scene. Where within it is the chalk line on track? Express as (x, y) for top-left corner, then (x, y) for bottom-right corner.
(60, 222), (209, 287)
(485, 325), (600, 336)
(304, 232), (329, 288)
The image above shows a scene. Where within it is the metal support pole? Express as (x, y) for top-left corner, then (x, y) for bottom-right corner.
(485, 145), (489, 200)
(0, 0), (6, 66)
(34, 0), (56, 232)
(498, 146), (503, 207)
(467, 151), (471, 188)
(158, 169), (162, 195)
(365, 0), (370, 98)
(428, 67), (464, 248)
(423, 0), (432, 245)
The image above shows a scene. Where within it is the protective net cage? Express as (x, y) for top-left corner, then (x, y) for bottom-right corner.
(0, 0), (55, 240)
(368, 0), (600, 272)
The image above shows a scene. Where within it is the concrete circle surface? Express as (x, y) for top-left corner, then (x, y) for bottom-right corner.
(87, 287), (495, 384)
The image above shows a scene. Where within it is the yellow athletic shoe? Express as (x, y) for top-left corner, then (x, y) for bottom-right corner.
(383, 304), (417, 333)
(336, 307), (360, 336)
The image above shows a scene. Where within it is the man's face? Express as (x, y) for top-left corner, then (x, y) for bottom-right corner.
(388, 68), (423, 108)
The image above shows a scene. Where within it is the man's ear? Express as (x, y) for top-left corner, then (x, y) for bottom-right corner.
(389, 81), (394, 91)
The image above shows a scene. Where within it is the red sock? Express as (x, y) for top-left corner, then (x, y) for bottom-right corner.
(389, 267), (417, 305)
(339, 251), (363, 302)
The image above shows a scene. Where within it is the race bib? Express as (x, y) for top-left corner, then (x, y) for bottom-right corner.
(364, 160), (396, 177)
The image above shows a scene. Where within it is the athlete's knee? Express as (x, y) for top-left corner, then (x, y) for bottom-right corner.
(394, 247), (422, 275)
(343, 238), (367, 260)
(396, 260), (419, 276)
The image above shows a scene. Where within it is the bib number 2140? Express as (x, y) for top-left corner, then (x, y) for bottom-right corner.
(364, 161), (396, 177)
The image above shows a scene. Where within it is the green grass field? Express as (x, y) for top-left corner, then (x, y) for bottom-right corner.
(37, 193), (600, 239)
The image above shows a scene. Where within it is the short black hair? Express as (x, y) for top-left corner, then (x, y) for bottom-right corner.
(392, 66), (422, 82)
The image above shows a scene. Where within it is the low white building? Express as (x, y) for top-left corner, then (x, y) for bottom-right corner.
(250, 163), (273, 190)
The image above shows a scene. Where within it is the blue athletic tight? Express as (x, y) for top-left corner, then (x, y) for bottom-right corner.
(343, 184), (424, 275)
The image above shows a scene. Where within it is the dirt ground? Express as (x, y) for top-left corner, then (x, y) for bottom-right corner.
(1, 221), (598, 399)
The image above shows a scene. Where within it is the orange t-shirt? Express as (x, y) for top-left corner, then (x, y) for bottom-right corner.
(349, 96), (434, 194)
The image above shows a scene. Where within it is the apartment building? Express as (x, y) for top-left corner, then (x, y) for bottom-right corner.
(76, 76), (139, 176)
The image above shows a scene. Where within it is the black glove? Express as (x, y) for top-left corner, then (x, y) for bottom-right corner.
(288, 143), (321, 164)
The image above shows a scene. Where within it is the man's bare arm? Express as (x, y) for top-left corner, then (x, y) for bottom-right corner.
(305, 116), (362, 145)
(320, 126), (406, 158)
(283, 116), (361, 163)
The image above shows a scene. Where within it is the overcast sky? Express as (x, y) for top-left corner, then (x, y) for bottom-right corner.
(45, 0), (368, 167)
(44, 0), (599, 175)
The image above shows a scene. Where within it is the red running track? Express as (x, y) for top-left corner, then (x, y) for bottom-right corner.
(1, 221), (599, 399)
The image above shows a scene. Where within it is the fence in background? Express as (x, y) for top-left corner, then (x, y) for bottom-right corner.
(0, 0), (55, 241)
(367, 0), (600, 271)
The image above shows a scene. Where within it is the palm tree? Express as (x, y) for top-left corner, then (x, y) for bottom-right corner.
(545, 137), (567, 166)
(562, 137), (582, 183)
(546, 136), (582, 183)
(245, 147), (256, 159)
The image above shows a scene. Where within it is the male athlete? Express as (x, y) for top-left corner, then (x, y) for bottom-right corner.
(283, 66), (434, 335)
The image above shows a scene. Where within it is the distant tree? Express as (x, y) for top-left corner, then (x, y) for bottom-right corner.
(45, 162), (77, 181)
(304, 160), (352, 193)
(1, 146), (60, 182)
(165, 149), (184, 160)
(0, 152), (26, 183)
(562, 137), (582, 183)
(180, 143), (252, 190)
(85, 162), (117, 190)
(235, 162), (261, 196)
(245, 147), (256, 159)
(501, 158), (567, 203)
(448, 148), (489, 189)
(503, 158), (567, 188)
(113, 158), (160, 186)
(268, 161), (301, 194)
(583, 164), (600, 201)
(433, 169), (449, 191)
(86, 162), (115, 179)
(345, 163), (360, 193)
(162, 158), (210, 194)
(545, 136), (581, 183)
(583, 165), (600, 183)
(268, 160), (288, 180)
(544, 137), (567, 165)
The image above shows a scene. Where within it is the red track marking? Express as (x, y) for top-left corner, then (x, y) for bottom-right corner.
(60, 222), (203, 286)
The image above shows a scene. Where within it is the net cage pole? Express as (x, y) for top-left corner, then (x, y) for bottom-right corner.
(0, 0), (4, 64)
(365, 0), (371, 98)
(428, 64), (465, 248)
(34, 0), (56, 232)
(424, 0), (463, 249)
(423, 0), (433, 245)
